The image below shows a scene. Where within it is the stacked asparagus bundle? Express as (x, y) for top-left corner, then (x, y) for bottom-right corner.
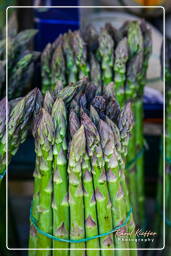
(0, 29), (39, 99)
(29, 80), (138, 254)
(41, 20), (152, 225)
(0, 88), (42, 186)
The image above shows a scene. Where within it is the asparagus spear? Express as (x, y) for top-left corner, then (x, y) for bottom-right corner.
(139, 21), (152, 95)
(8, 29), (38, 72)
(72, 31), (89, 79)
(125, 52), (143, 100)
(8, 52), (40, 99)
(105, 97), (121, 125)
(91, 96), (107, 120)
(97, 28), (114, 86)
(35, 109), (54, 255)
(117, 103), (137, 254)
(118, 103), (134, 159)
(114, 37), (128, 106)
(83, 24), (99, 53)
(51, 38), (66, 90)
(70, 110), (100, 256)
(90, 53), (102, 95)
(41, 43), (53, 94)
(54, 78), (87, 105)
(28, 156), (41, 255)
(0, 98), (8, 185)
(52, 98), (69, 255)
(105, 116), (124, 172)
(127, 21), (143, 58)
(98, 119), (130, 255)
(81, 112), (115, 256)
(134, 23), (152, 224)
(125, 21), (145, 227)
(29, 91), (43, 254)
(63, 32), (77, 84)
(0, 89), (40, 184)
(43, 91), (54, 114)
(126, 20), (143, 98)
(68, 125), (86, 256)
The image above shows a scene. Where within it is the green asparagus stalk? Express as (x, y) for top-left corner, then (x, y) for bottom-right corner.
(29, 96), (43, 254)
(83, 24), (98, 53)
(139, 21), (152, 96)
(126, 103), (138, 224)
(52, 98), (69, 255)
(125, 21), (145, 227)
(98, 119), (130, 255)
(8, 29), (38, 73)
(105, 116), (124, 170)
(54, 78), (87, 105)
(118, 103), (137, 255)
(68, 125), (86, 256)
(43, 91), (54, 114)
(134, 100), (145, 224)
(8, 52), (40, 99)
(90, 53), (102, 95)
(72, 31), (89, 79)
(0, 89), (40, 184)
(126, 21), (143, 100)
(63, 32), (77, 84)
(127, 21), (143, 58)
(135, 23), (152, 223)
(105, 97), (121, 125)
(81, 112), (115, 256)
(114, 37), (128, 106)
(0, 97), (8, 185)
(70, 110), (100, 256)
(28, 156), (41, 255)
(51, 37), (66, 90)
(125, 52), (143, 100)
(97, 28), (114, 86)
(34, 109), (54, 255)
(41, 43), (53, 94)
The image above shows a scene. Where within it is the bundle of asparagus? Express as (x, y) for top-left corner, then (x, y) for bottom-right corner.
(0, 88), (42, 186)
(29, 80), (138, 254)
(0, 29), (39, 99)
(41, 20), (152, 226)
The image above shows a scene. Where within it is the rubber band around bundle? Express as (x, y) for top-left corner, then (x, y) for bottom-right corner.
(165, 157), (171, 165)
(126, 147), (145, 170)
(30, 207), (133, 243)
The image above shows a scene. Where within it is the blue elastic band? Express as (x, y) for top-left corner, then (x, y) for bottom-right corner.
(166, 157), (171, 165)
(30, 207), (133, 243)
(126, 147), (145, 170)
(0, 170), (6, 179)
(165, 216), (171, 227)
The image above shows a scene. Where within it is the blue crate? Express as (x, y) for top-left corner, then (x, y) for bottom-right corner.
(34, 3), (79, 51)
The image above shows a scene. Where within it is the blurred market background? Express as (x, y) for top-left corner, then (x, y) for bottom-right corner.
(0, 0), (169, 256)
